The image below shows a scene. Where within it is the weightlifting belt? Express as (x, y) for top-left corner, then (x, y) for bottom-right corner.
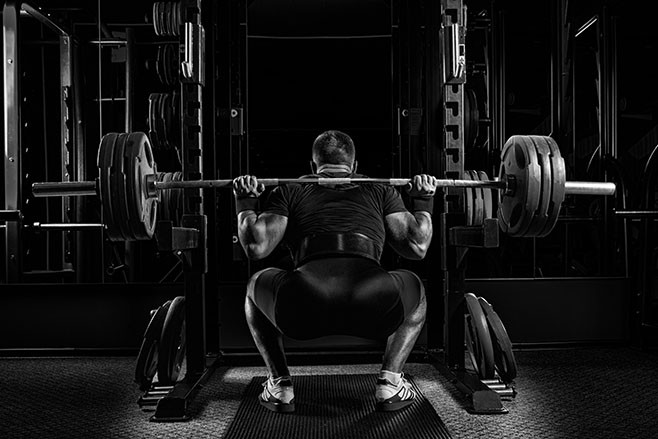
(296, 232), (379, 266)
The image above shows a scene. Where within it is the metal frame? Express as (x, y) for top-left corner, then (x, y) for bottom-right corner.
(149, 0), (216, 422)
(3, 1), (74, 283)
(424, 0), (508, 414)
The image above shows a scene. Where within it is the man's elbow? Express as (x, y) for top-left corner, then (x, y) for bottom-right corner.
(406, 242), (429, 260)
(411, 247), (428, 260)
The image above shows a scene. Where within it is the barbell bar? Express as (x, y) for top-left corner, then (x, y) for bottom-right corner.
(29, 132), (616, 242)
(32, 173), (614, 197)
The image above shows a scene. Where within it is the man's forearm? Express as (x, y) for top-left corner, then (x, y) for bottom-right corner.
(237, 210), (262, 253)
(409, 211), (433, 250)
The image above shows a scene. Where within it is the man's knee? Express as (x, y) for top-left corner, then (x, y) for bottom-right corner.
(245, 268), (282, 317)
(396, 269), (426, 325)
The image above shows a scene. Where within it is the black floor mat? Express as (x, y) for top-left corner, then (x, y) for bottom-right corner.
(222, 374), (452, 439)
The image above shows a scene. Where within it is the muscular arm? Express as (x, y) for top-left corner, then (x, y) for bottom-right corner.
(237, 210), (288, 260)
(385, 211), (433, 260)
(233, 175), (288, 260)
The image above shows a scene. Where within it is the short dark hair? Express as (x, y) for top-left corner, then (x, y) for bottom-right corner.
(312, 130), (355, 167)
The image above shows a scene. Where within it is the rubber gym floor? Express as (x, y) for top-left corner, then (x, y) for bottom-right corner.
(1, 346), (656, 439)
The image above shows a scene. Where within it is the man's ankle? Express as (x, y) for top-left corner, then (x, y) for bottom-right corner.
(379, 370), (402, 386)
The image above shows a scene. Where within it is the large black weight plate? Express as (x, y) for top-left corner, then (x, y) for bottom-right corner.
(158, 2), (165, 37)
(477, 170), (494, 220)
(125, 132), (158, 240)
(159, 172), (171, 222)
(469, 170), (484, 226)
(171, 92), (180, 150)
(152, 2), (160, 36)
(135, 300), (172, 391)
(464, 293), (495, 380)
(498, 135), (542, 237)
(539, 136), (566, 237)
(478, 297), (517, 383)
(524, 136), (553, 237)
(163, 93), (173, 148)
(156, 45), (164, 85)
(156, 94), (168, 150)
(97, 133), (121, 241)
(158, 295), (186, 385)
(163, 45), (171, 86)
(175, 1), (181, 36)
(165, 1), (172, 36)
(170, 172), (183, 226)
(464, 88), (480, 150)
(463, 171), (474, 226)
(148, 93), (161, 150)
(111, 133), (131, 241)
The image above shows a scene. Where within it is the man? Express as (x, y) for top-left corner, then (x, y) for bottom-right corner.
(232, 130), (435, 413)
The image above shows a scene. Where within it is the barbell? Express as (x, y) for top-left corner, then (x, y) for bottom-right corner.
(31, 131), (616, 242)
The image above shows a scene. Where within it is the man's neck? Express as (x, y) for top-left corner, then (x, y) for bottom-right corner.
(316, 164), (353, 174)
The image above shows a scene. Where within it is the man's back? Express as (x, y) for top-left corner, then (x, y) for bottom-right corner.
(263, 172), (407, 257)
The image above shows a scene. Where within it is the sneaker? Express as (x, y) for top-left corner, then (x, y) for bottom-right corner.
(259, 375), (295, 413)
(375, 372), (416, 412)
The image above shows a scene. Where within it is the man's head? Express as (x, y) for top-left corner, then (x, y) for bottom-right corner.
(311, 130), (356, 170)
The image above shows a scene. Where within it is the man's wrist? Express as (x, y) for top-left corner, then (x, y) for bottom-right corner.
(408, 196), (434, 214)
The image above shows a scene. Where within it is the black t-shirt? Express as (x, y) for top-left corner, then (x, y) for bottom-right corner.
(262, 172), (407, 258)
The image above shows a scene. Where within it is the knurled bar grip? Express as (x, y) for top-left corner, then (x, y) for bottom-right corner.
(31, 177), (616, 197)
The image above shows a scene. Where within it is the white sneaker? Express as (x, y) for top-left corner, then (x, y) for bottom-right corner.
(259, 375), (295, 413)
(375, 372), (416, 412)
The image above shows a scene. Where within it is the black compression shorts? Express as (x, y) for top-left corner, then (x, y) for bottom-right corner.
(247, 257), (424, 340)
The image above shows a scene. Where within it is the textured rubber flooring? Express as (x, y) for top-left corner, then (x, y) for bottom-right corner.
(223, 374), (451, 439)
(0, 348), (656, 438)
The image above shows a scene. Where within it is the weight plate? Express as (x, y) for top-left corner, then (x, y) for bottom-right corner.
(159, 94), (169, 150)
(125, 132), (158, 240)
(159, 93), (168, 149)
(464, 292), (496, 380)
(161, 172), (173, 222)
(97, 133), (121, 241)
(159, 2), (166, 38)
(165, 1), (172, 36)
(169, 44), (178, 85)
(169, 2), (175, 36)
(152, 2), (160, 36)
(163, 44), (171, 86)
(498, 135), (542, 237)
(172, 91), (180, 148)
(463, 171), (474, 226)
(163, 93), (173, 149)
(173, 171), (183, 226)
(135, 300), (172, 391)
(123, 134), (142, 239)
(464, 317), (481, 377)
(464, 88), (480, 150)
(149, 93), (166, 150)
(176, 2), (182, 36)
(156, 2), (163, 36)
(148, 93), (161, 150)
(477, 170), (494, 220)
(478, 297), (518, 383)
(469, 170), (484, 226)
(158, 296), (186, 385)
(539, 136), (566, 237)
(523, 136), (553, 237)
(156, 45), (163, 85)
(110, 133), (132, 240)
